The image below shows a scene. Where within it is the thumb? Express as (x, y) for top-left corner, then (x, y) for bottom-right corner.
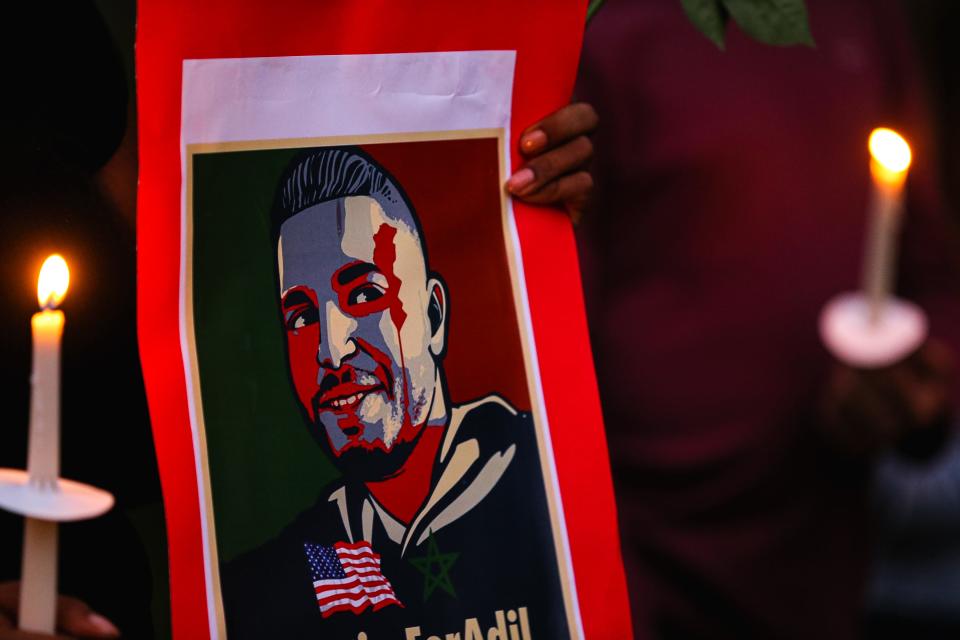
(55, 597), (118, 638)
(1, 612), (75, 640)
(0, 607), (12, 630)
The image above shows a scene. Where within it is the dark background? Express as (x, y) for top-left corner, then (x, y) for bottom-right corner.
(0, 1), (959, 638)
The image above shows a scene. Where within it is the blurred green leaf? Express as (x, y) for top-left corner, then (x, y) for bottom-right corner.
(586, 0), (606, 24)
(587, 0), (815, 51)
(721, 0), (814, 46)
(680, 0), (730, 50)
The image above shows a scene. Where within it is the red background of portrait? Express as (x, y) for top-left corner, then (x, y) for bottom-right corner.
(137, 2), (632, 638)
(361, 138), (531, 411)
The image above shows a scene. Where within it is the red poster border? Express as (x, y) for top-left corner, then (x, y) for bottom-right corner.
(136, 2), (631, 637)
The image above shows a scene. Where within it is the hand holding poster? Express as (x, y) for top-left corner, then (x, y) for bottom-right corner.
(137, 2), (630, 638)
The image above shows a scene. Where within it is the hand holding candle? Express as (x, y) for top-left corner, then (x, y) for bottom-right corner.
(0, 255), (114, 635)
(19, 255), (70, 634)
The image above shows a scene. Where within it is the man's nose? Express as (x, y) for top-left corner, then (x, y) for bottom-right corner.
(319, 300), (358, 369)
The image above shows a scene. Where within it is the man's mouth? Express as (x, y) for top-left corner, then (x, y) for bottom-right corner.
(316, 382), (385, 413)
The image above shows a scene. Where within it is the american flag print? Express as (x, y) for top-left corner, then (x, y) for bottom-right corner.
(304, 541), (403, 617)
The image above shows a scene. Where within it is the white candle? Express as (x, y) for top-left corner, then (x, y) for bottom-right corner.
(27, 307), (64, 486)
(19, 520), (58, 634)
(862, 128), (912, 324)
(19, 254), (69, 634)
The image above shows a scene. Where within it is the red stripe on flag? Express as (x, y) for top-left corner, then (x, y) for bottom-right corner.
(318, 592), (401, 618)
(316, 585), (397, 608)
(334, 541), (375, 551)
(314, 578), (391, 595)
(315, 578), (394, 594)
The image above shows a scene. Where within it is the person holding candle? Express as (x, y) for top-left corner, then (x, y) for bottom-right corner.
(576, 0), (960, 638)
(0, 3), (163, 638)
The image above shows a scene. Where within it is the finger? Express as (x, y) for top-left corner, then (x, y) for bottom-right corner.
(853, 369), (913, 434)
(519, 103), (598, 156)
(0, 582), (20, 613)
(0, 629), (76, 640)
(560, 172), (593, 226)
(861, 354), (952, 429)
(566, 191), (589, 226)
(885, 364), (953, 428)
(910, 338), (957, 380)
(826, 368), (902, 453)
(514, 171), (594, 212)
(0, 613), (75, 640)
(507, 136), (593, 197)
(0, 581), (104, 640)
(859, 364), (914, 415)
(55, 598), (118, 639)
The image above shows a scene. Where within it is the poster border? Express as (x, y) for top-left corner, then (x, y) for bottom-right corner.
(183, 128), (583, 638)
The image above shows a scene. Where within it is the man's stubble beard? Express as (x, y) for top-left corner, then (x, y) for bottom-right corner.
(319, 380), (435, 484)
(333, 436), (419, 483)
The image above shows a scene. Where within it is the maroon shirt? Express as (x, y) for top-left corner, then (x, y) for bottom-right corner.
(576, 1), (960, 638)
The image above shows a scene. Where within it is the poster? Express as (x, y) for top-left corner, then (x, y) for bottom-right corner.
(137, 3), (631, 639)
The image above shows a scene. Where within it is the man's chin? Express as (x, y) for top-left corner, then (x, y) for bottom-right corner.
(331, 437), (417, 483)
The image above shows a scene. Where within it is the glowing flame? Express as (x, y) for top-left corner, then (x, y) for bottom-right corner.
(869, 128), (912, 187)
(37, 254), (70, 309)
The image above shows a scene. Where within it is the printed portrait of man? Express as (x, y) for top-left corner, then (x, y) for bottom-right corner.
(220, 145), (571, 640)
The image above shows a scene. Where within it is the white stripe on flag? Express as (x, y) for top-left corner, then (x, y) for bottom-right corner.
(340, 556), (380, 565)
(335, 546), (376, 557)
(314, 573), (389, 588)
(315, 583), (395, 601)
(342, 565), (382, 575)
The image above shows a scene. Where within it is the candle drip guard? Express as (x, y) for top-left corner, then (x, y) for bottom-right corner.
(0, 468), (113, 633)
(0, 470), (113, 522)
(819, 292), (928, 369)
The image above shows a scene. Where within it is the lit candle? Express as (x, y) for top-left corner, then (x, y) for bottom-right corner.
(862, 128), (912, 323)
(19, 254), (70, 634)
(28, 254), (69, 486)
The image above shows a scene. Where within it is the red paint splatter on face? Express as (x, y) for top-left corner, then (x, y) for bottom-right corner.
(363, 222), (442, 520)
(372, 224), (411, 424)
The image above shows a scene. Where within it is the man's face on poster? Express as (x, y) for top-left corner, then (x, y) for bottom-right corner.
(277, 195), (446, 475)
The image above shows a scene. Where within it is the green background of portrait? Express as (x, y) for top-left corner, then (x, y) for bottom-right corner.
(192, 148), (339, 565)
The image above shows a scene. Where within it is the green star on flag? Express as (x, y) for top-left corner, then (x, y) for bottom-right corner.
(409, 531), (459, 602)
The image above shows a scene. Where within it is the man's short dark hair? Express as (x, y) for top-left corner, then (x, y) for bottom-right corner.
(270, 146), (422, 245)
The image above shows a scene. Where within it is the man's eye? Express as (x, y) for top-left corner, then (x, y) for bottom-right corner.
(286, 307), (319, 331)
(348, 284), (385, 306)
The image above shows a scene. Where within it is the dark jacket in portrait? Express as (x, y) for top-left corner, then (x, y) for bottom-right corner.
(222, 396), (571, 640)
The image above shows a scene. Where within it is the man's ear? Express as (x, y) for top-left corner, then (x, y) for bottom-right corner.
(426, 276), (448, 357)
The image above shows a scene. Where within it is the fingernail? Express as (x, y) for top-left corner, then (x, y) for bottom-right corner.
(87, 613), (120, 637)
(520, 129), (547, 154)
(507, 168), (535, 193)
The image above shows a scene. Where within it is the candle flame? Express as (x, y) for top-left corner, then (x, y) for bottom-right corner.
(869, 128), (912, 187)
(37, 254), (69, 309)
